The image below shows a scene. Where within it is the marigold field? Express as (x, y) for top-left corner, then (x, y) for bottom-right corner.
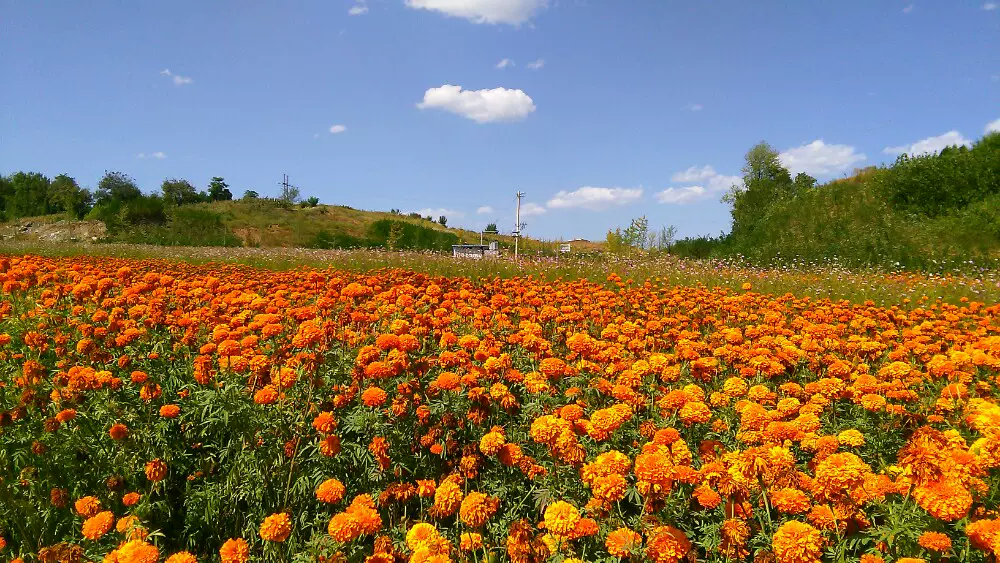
(4, 254), (1000, 563)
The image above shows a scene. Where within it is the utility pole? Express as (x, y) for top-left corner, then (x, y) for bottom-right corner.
(279, 174), (301, 204)
(514, 191), (524, 260)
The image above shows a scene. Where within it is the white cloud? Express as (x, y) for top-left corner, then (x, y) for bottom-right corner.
(160, 68), (192, 85)
(654, 187), (706, 205)
(655, 165), (742, 205)
(778, 140), (866, 176)
(520, 202), (546, 217)
(136, 152), (167, 159)
(476, 205), (494, 214)
(404, 0), (547, 25)
(329, 124), (347, 134)
(546, 187), (643, 211)
(348, 2), (368, 15)
(883, 130), (973, 156)
(495, 58), (515, 69)
(526, 58), (545, 70)
(902, 3), (914, 13)
(986, 118), (1000, 134)
(415, 207), (465, 218)
(984, 3), (997, 10)
(687, 103), (704, 112)
(417, 84), (536, 123)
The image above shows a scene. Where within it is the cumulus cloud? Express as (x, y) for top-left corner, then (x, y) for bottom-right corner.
(984, 3), (997, 10)
(986, 118), (1000, 134)
(137, 152), (167, 159)
(655, 165), (741, 205)
(526, 58), (545, 70)
(778, 140), (866, 176)
(476, 205), (494, 214)
(348, 2), (368, 15)
(546, 187), (643, 211)
(415, 207), (465, 218)
(329, 124), (347, 134)
(160, 69), (192, 85)
(882, 130), (973, 156)
(405, 0), (547, 25)
(654, 187), (706, 205)
(417, 84), (536, 123)
(495, 58), (515, 69)
(520, 202), (546, 217)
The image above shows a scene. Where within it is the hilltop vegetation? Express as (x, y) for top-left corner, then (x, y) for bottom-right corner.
(667, 132), (1000, 269)
(0, 172), (585, 253)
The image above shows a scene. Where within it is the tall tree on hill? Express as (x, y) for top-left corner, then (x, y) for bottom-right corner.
(95, 171), (141, 204)
(208, 177), (233, 201)
(161, 179), (203, 206)
(49, 174), (93, 218)
(723, 141), (793, 241)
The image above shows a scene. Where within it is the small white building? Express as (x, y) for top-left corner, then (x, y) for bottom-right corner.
(452, 242), (499, 259)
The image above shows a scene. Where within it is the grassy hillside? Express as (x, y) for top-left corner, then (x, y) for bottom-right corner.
(2, 198), (605, 255)
(672, 132), (1000, 270)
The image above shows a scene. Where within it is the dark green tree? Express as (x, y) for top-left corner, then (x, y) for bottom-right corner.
(242, 190), (259, 200)
(207, 177), (233, 201)
(6, 172), (52, 218)
(438, 215), (448, 227)
(161, 179), (202, 206)
(484, 222), (498, 233)
(95, 171), (141, 204)
(49, 174), (93, 218)
(723, 142), (793, 241)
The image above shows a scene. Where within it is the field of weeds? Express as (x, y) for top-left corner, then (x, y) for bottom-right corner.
(2, 252), (1000, 562)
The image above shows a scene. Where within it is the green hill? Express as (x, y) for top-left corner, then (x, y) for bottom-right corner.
(671, 132), (1000, 270)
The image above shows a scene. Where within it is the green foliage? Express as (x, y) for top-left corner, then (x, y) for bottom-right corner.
(208, 177), (233, 202)
(311, 229), (368, 249)
(242, 190), (259, 201)
(437, 215), (447, 227)
(366, 219), (458, 251)
(95, 171), (141, 204)
(306, 196), (320, 208)
(161, 178), (205, 206)
(484, 222), (498, 233)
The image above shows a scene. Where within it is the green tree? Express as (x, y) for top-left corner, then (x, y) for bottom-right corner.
(484, 222), (498, 233)
(95, 171), (141, 204)
(242, 190), (259, 200)
(306, 196), (320, 207)
(724, 142), (793, 241)
(6, 171), (52, 218)
(792, 172), (817, 195)
(438, 215), (448, 227)
(605, 228), (627, 254)
(208, 177), (233, 202)
(161, 179), (202, 206)
(49, 174), (93, 218)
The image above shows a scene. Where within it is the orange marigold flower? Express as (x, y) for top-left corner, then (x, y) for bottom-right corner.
(912, 480), (973, 522)
(75, 495), (101, 517)
(772, 521), (823, 563)
(606, 527), (642, 558)
(361, 387), (388, 407)
(479, 431), (506, 456)
(260, 512), (292, 542)
(645, 525), (691, 563)
(432, 477), (463, 517)
(770, 487), (811, 514)
(254, 385), (279, 405)
(116, 539), (160, 563)
(122, 492), (141, 506)
(460, 532), (483, 551)
(917, 531), (951, 552)
(543, 501), (580, 536)
(317, 478), (346, 504)
(159, 404), (180, 418)
(82, 511), (115, 540)
(165, 552), (199, 563)
(459, 492), (498, 528)
(109, 423), (129, 441)
(56, 408), (77, 423)
(144, 459), (167, 482)
(312, 411), (336, 434)
(219, 538), (249, 563)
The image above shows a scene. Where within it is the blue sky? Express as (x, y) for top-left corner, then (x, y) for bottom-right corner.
(2, 1), (998, 241)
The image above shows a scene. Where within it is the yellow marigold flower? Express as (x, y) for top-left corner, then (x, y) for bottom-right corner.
(406, 522), (441, 551)
(82, 511), (115, 540)
(479, 431), (506, 456)
(772, 521), (823, 563)
(837, 429), (864, 447)
(542, 501), (580, 536)
(219, 538), (249, 563)
(432, 477), (463, 517)
(912, 479), (972, 522)
(460, 532), (483, 551)
(259, 512), (292, 542)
